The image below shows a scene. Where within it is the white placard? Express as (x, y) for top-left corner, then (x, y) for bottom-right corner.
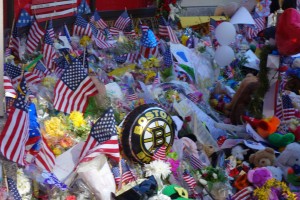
(53, 142), (84, 182)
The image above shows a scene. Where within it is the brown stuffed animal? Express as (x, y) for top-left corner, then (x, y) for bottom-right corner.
(224, 74), (260, 124)
(249, 147), (276, 167)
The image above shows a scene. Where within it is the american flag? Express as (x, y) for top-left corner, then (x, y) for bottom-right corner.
(5, 63), (41, 85)
(8, 25), (20, 58)
(152, 72), (161, 86)
(32, 61), (51, 78)
(47, 20), (55, 40)
(77, 0), (91, 14)
(209, 18), (218, 33)
(182, 170), (197, 191)
(114, 10), (131, 31)
(231, 186), (254, 200)
(114, 54), (128, 64)
(93, 35), (115, 49)
(62, 24), (76, 50)
(31, 0), (77, 22)
(190, 154), (205, 169)
(54, 56), (69, 77)
(163, 47), (173, 68)
(90, 11), (108, 30)
(5, 48), (12, 57)
(244, 16), (265, 39)
(7, 178), (22, 200)
(126, 87), (138, 101)
(73, 15), (93, 37)
(186, 92), (202, 104)
(123, 22), (136, 37)
(0, 77), (29, 166)
(275, 94), (296, 121)
(111, 166), (121, 185)
(16, 9), (31, 28)
(159, 17), (180, 44)
(78, 108), (120, 163)
(26, 20), (44, 54)
(53, 58), (98, 113)
(6, 97), (15, 116)
(4, 75), (17, 97)
(140, 29), (159, 59)
(139, 20), (149, 33)
(120, 159), (136, 184)
(43, 26), (57, 70)
(126, 52), (140, 63)
(152, 145), (166, 161)
(34, 137), (56, 172)
(104, 28), (113, 40)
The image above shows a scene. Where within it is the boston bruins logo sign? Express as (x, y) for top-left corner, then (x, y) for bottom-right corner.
(121, 104), (175, 164)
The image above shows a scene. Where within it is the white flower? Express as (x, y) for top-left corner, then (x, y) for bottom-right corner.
(201, 169), (208, 174)
(199, 179), (208, 185)
(213, 173), (218, 179)
(143, 160), (171, 180)
(149, 194), (171, 200)
(16, 169), (31, 199)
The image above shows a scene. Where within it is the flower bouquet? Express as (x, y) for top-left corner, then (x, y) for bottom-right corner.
(196, 166), (231, 200)
(41, 111), (92, 156)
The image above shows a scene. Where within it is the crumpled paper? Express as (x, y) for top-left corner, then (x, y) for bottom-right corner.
(77, 155), (116, 200)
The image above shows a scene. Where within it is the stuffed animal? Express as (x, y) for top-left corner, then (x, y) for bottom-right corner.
(247, 167), (273, 187)
(249, 147), (276, 167)
(267, 132), (295, 148)
(266, 166), (283, 181)
(231, 145), (249, 161)
(277, 142), (300, 180)
(224, 74), (260, 124)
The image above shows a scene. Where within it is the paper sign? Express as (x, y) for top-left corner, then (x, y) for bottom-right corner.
(220, 139), (243, 149)
(230, 7), (255, 25)
(170, 43), (193, 67)
(58, 36), (72, 49)
(243, 140), (266, 150)
(105, 82), (124, 99)
(53, 142), (84, 182)
(244, 50), (260, 70)
(266, 54), (280, 69)
(245, 124), (268, 143)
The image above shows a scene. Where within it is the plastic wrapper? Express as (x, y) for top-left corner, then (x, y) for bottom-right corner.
(77, 155), (116, 200)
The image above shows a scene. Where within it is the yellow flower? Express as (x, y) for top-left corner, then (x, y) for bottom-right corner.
(44, 117), (65, 138)
(42, 77), (56, 88)
(69, 111), (86, 127)
(53, 147), (62, 156)
(80, 36), (91, 47)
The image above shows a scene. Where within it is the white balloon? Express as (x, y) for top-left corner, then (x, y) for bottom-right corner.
(214, 45), (235, 67)
(215, 22), (236, 45)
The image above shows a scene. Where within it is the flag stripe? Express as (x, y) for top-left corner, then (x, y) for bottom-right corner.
(0, 108), (29, 165)
(54, 77), (98, 113)
(26, 21), (44, 54)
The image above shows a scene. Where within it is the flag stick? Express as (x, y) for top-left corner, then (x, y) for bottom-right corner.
(2, 165), (8, 192)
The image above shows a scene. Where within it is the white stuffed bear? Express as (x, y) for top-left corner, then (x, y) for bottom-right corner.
(231, 145), (249, 161)
(276, 143), (300, 179)
(266, 166), (283, 181)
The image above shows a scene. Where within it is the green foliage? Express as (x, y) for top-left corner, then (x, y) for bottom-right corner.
(248, 45), (275, 118)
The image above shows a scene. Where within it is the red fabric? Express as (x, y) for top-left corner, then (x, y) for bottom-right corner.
(276, 8), (300, 56)
(13, 0), (149, 19)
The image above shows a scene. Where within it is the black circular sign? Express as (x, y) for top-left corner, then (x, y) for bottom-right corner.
(121, 104), (175, 164)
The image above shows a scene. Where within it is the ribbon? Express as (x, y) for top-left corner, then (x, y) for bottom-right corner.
(24, 54), (43, 71)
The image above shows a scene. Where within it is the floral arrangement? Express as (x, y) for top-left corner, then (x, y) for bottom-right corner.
(42, 111), (92, 156)
(253, 178), (297, 200)
(196, 166), (228, 191)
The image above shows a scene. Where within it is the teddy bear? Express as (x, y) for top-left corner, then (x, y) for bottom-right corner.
(266, 166), (283, 181)
(247, 167), (273, 187)
(249, 147), (276, 167)
(277, 142), (300, 180)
